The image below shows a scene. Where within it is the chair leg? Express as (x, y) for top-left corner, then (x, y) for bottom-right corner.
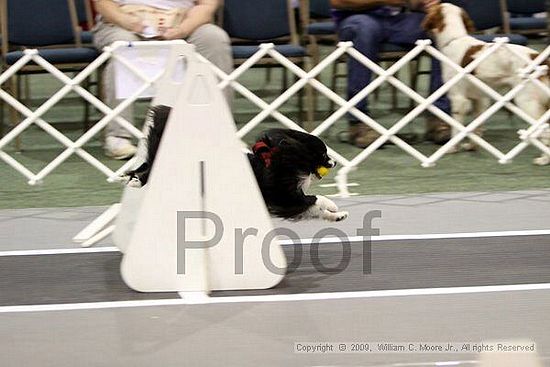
(304, 62), (315, 132)
(82, 76), (91, 131)
(282, 67), (288, 94)
(17, 75), (25, 105)
(330, 61), (339, 112)
(296, 67), (304, 126)
(0, 91), (4, 138)
(332, 57), (349, 110)
(374, 61), (387, 103)
(0, 76), (5, 137)
(309, 37), (320, 115)
(24, 75), (30, 104)
(9, 76), (22, 152)
(97, 66), (105, 101)
(328, 54), (351, 113)
(373, 80), (380, 102)
(409, 59), (419, 110)
(391, 85), (398, 109)
(391, 63), (398, 109)
(97, 66), (107, 144)
(84, 99), (91, 131)
(295, 60), (315, 131)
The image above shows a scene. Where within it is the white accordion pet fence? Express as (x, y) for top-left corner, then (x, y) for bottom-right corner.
(0, 39), (549, 197)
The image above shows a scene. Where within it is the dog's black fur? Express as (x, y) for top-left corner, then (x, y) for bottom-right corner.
(126, 105), (347, 221)
(248, 127), (335, 218)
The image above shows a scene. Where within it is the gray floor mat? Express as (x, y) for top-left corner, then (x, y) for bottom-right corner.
(2, 235), (549, 306)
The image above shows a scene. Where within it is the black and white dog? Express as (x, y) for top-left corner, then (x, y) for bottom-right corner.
(125, 105), (348, 222)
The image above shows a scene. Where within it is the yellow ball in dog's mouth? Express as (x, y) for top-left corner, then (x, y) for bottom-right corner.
(316, 166), (330, 177)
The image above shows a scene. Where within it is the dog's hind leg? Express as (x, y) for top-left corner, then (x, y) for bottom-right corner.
(514, 92), (550, 166)
(448, 93), (472, 153)
(533, 124), (550, 166)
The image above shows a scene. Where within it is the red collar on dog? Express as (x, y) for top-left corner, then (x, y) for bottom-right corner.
(252, 141), (278, 168)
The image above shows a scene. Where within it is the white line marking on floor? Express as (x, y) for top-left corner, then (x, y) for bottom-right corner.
(0, 299), (189, 313)
(278, 229), (550, 245)
(1, 283), (549, 313)
(2, 229), (550, 257)
(0, 246), (119, 257)
(178, 291), (211, 303)
(176, 282), (550, 305)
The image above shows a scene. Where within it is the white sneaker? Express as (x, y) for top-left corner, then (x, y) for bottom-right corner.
(105, 136), (137, 160)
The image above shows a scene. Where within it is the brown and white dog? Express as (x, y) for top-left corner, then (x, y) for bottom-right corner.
(422, 3), (550, 164)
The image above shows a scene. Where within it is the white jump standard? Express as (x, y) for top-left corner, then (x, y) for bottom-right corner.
(115, 42), (287, 293)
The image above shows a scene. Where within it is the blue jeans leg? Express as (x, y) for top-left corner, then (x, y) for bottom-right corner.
(429, 56), (451, 114)
(337, 14), (384, 122)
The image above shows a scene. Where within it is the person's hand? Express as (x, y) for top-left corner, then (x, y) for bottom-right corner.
(408, 0), (439, 11)
(421, 0), (440, 10)
(160, 26), (188, 40)
(119, 13), (145, 33)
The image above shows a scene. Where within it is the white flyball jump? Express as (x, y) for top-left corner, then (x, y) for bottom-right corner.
(110, 42), (286, 293)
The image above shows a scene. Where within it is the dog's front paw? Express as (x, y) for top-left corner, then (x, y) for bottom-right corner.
(300, 196), (348, 221)
(330, 210), (349, 222)
(315, 196), (348, 221)
(533, 155), (550, 166)
(321, 210), (349, 222)
(315, 195), (338, 212)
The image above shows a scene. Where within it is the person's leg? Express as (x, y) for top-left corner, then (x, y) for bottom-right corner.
(186, 23), (234, 104)
(387, 12), (451, 144)
(337, 14), (384, 147)
(385, 12), (426, 45)
(93, 22), (140, 158)
(427, 54), (451, 113)
(338, 14), (384, 117)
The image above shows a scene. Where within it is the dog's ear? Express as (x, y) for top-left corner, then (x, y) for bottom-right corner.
(422, 4), (445, 33)
(461, 9), (476, 33)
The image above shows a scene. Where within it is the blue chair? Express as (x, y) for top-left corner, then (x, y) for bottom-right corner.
(444, 0), (529, 45)
(0, 0), (100, 145)
(220, 0), (312, 126)
(300, 0), (335, 67)
(75, 0), (95, 45)
(222, 0), (306, 63)
(507, 0), (547, 36)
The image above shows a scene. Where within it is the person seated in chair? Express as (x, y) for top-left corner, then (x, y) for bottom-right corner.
(92, 0), (233, 159)
(331, 0), (452, 148)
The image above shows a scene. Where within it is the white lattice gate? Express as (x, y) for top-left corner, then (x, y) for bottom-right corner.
(0, 39), (549, 197)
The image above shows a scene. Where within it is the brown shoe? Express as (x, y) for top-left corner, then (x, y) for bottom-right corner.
(349, 124), (380, 148)
(425, 117), (451, 145)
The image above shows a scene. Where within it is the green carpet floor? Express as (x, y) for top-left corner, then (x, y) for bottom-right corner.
(1, 42), (549, 209)
(1, 117), (548, 210)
